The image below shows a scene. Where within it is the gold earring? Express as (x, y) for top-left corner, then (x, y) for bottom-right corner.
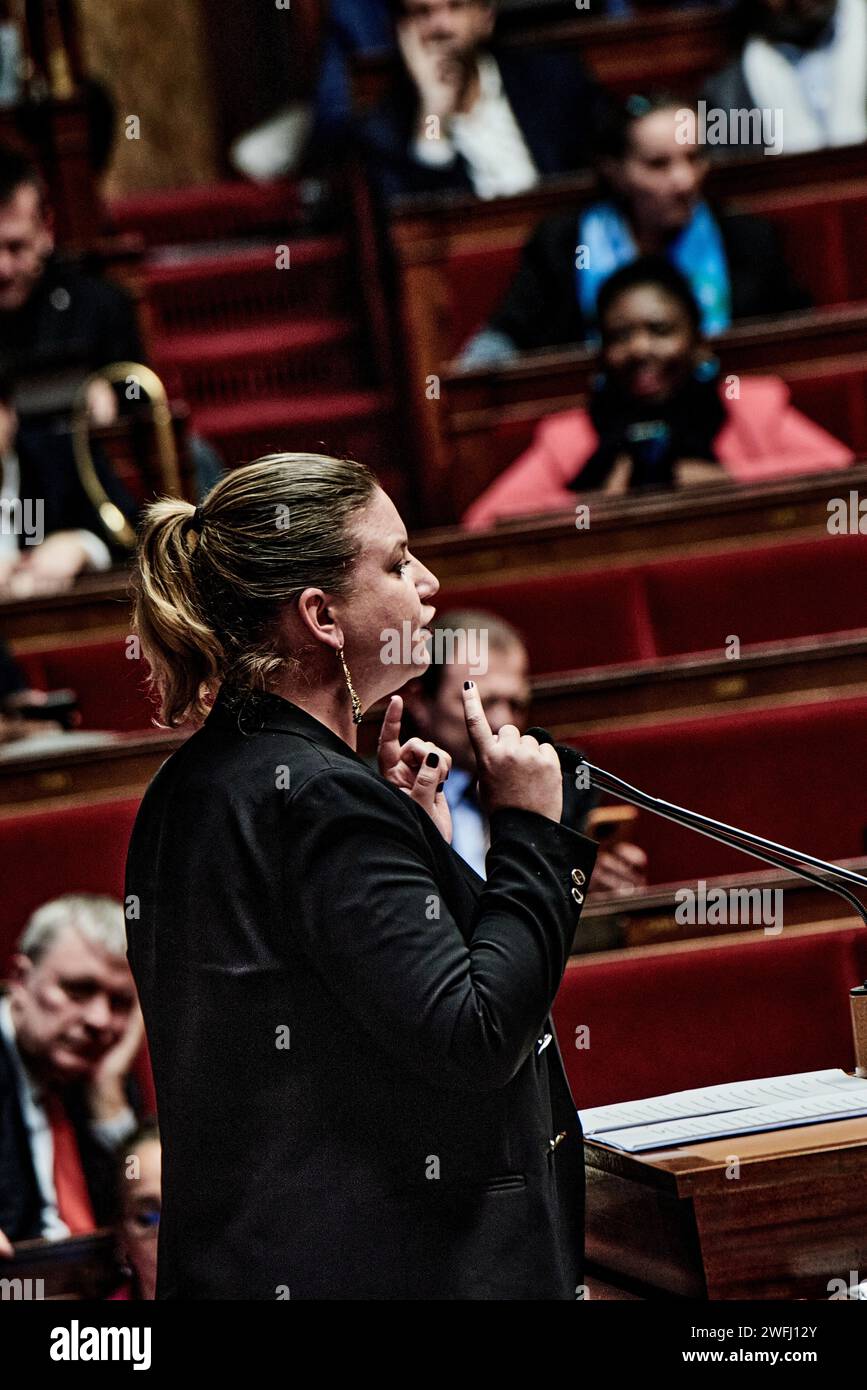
(337, 646), (363, 725)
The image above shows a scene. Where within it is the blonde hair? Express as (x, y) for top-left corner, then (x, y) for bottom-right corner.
(132, 452), (378, 728)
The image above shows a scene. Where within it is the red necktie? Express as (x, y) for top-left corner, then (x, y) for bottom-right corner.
(44, 1091), (97, 1235)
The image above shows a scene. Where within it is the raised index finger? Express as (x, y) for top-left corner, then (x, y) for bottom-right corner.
(377, 693), (403, 756)
(461, 680), (494, 756)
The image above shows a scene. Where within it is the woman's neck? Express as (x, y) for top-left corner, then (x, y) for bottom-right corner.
(267, 672), (359, 750)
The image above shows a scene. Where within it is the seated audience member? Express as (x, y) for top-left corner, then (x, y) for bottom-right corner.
(462, 258), (854, 529)
(702, 0), (867, 155)
(401, 609), (648, 912)
(0, 375), (138, 597)
(0, 895), (144, 1255)
(358, 0), (604, 202)
(109, 1119), (160, 1301)
(0, 145), (222, 496)
(460, 91), (809, 365)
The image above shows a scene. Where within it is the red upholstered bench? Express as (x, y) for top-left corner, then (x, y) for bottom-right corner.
(439, 534), (867, 675)
(643, 533), (867, 657)
(439, 566), (656, 673)
(577, 693), (867, 885)
(0, 797), (141, 971)
(14, 639), (157, 733)
(552, 925), (867, 1109)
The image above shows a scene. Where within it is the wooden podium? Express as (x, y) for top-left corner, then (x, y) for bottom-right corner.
(584, 1114), (867, 1299)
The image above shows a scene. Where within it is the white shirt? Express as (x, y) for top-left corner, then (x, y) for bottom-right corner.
(1, 450), (113, 569)
(0, 993), (136, 1239)
(776, 14), (840, 136)
(412, 53), (539, 200)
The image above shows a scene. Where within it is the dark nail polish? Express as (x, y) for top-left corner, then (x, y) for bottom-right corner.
(425, 751), (439, 768)
(463, 680), (473, 690)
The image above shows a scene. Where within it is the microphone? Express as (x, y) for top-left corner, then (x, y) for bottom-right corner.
(526, 727), (867, 927)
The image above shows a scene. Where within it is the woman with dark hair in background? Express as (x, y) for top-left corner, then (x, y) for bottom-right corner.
(459, 91), (809, 366)
(463, 258), (853, 528)
(125, 452), (598, 1299)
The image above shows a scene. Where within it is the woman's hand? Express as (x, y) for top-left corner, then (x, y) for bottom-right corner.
(462, 681), (563, 822)
(377, 694), (453, 842)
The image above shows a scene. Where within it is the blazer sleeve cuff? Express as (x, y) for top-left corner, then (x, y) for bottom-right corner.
(488, 805), (598, 906)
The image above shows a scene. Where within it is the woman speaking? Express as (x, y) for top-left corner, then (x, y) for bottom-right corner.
(125, 453), (597, 1300)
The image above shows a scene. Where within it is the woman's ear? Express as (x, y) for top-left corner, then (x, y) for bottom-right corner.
(296, 588), (343, 650)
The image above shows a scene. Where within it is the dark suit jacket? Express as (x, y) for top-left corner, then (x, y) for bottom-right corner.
(0, 256), (144, 418)
(358, 44), (604, 202)
(486, 207), (812, 352)
(13, 425), (139, 560)
(125, 686), (598, 1300)
(0, 1010), (125, 1241)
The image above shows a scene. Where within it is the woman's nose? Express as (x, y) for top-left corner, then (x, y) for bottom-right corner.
(416, 561), (439, 600)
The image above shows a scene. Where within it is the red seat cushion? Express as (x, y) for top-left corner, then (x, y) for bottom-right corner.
(0, 797), (140, 972)
(644, 534), (867, 657)
(439, 567), (657, 673)
(21, 640), (157, 732)
(553, 927), (865, 1109)
(578, 693), (867, 884)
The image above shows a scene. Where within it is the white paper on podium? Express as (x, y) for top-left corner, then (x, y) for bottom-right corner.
(579, 1069), (867, 1153)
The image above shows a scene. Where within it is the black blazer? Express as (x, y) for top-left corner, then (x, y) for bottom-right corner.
(485, 207), (812, 353)
(0, 1010), (125, 1242)
(0, 256), (144, 404)
(125, 686), (598, 1300)
(358, 44), (604, 203)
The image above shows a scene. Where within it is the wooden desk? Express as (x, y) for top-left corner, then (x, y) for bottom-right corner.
(7, 1230), (120, 1300)
(585, 1113), (867, 1298)
(0, 730), (184, 814)
(0, 569), (132, 645)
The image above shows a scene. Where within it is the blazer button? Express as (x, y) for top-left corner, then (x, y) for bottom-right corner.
(571, 868), (586, 887)
(571, 886), (584, 904)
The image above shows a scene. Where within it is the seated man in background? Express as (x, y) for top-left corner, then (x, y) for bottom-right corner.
(460, 91), (809, 365)
(0, 144), (221, 497)
(359, 0), (604, 201)
(0, 374), (138, 597)
(401, 609), (648, 934)
(0, 146), (141, 426)
(702, 0), (867, 156)
(463, 257), (853, 529)
(109, 1119), (160, 1301)
(0, 895), (143, 1255)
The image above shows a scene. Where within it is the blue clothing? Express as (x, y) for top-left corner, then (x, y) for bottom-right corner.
(444, 767), (489, 879)
(313, 0), (392, 141)
(577, 199), (732, 338)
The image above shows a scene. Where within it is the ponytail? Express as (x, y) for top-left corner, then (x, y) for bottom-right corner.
(132, 453), (377, 728)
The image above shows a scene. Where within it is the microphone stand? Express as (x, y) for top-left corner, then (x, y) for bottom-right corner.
(574, 755), (867, 928)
